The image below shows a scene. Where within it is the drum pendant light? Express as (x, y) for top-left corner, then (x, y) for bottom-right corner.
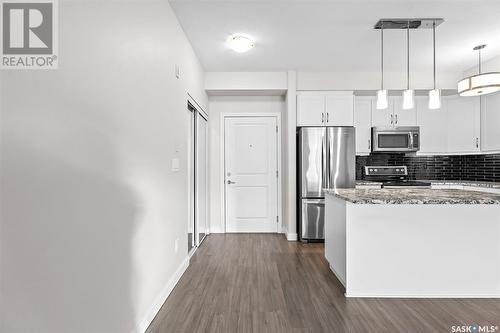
(458, 45), (500, 97)
(402, 21), (415, 110)
(376, 23), (388, 110)
(428, 20), (441, 109)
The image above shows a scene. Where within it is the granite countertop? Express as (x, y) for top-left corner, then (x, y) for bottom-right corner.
(423, 180), (500, 189)
(325, 188), (500, 204)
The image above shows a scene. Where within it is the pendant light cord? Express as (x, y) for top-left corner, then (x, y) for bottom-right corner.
(407, 21), (410, 90)
(381, 23), (384, 90)
(433, 20), (436, 90)
(478, 48), (482, 74)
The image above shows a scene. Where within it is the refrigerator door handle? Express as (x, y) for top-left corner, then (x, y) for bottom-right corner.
(322, 130), (329, 190)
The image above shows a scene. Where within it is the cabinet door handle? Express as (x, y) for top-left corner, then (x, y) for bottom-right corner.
(476, 138), (479, 148)
(390, 114), (394, 125)
(395, 114), (398, 125)
(321, 112), (324, 123)
(326, 112), (330, 123)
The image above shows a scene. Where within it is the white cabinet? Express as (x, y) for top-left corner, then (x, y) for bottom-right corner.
(392, 97), (417, 126)
(445, 96), (480, 153)
(416, 97), (447, 154)
(325, 94), (354, 126)
(371, 102), (393, 127)
(371, 97), (416, 127)
(481, 93), (500, 152)
(354, 97), (373, 154)
(297, 94), (325, 126)
(297, 92), (354, 127)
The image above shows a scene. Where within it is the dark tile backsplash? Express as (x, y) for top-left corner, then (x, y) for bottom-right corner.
(356, 153), (500, 183)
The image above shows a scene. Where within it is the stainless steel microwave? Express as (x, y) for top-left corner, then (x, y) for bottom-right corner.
(371, 126), (420, 153)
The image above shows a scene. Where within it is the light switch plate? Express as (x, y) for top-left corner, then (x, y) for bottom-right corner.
(175, 64), (180, 79)
(171, 158), (180, 172)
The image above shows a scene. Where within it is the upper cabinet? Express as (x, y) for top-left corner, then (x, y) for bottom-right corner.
(297, 92), (354, 127)
(416, 97), (447, 154)
(371, 97), (417, 127)
(445, 96), (480, 153)
(325, 94), (354, 126)
(354, 97), (373, 154)
(392, 97), (417, 126)
(481, 93), (500, 152)
(296, 94), (325, 126)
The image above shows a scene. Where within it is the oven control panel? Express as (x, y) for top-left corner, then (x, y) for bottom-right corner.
(365, 166), (408, 176)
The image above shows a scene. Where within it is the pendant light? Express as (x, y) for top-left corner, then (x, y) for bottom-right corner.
(428, 20), (441, 109)
(376, 22), (388, 109)
(458, 45), (500, 96)
(402, 21), (414, 109)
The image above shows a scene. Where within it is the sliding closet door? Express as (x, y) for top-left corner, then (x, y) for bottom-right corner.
(188, 107), (196, 254)
(196, 114), (208, 245)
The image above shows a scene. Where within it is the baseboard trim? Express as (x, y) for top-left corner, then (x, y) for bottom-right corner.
(135, 256), (190, 333)
(329, 265), (346, 288)
(286, 233), (298, 241)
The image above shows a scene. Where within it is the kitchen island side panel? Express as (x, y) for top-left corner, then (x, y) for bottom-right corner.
(325, 195), (347, 287)
(345, 204), (500, 298)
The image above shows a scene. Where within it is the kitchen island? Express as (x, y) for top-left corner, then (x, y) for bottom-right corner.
(325, 188), (500, 298)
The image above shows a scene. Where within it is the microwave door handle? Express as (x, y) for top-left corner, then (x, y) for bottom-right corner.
(409, 133), (414, 149)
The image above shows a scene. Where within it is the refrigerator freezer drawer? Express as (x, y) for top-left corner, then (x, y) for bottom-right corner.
(300, 199), (325, 241)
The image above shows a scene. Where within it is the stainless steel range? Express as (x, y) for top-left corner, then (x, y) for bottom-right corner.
(364, 166), (431, 189)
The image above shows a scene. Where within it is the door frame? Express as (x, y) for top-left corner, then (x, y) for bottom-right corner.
(220, 112), (282, 233)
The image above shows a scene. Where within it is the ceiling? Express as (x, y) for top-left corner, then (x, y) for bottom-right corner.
(169, 0), (500, 74)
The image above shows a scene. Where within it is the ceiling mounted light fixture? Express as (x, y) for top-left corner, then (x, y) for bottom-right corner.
(227, 34), (255, 53)
(428, 20), (441, 109)
(376, 22), (388, 110)
(402, 21), (414, 110)
(458, 45), (500, 97)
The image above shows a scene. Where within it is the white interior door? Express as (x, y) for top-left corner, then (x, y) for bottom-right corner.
(225, 116), (278, 233)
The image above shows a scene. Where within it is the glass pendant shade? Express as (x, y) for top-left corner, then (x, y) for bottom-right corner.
(402, 89), (415, 109)
(428, 89), (441, 109)
(376, 89), (388, 109)
(458, 72), (500, 96)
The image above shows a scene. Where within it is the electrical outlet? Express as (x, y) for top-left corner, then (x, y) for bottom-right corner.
(174, 239), (179, 253)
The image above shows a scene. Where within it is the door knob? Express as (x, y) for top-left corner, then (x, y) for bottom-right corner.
(227, 180), (236, 184)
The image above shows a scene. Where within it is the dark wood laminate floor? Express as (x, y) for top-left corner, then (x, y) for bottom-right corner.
(146, 234), (500, 333)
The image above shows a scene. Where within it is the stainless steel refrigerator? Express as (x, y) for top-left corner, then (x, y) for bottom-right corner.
(298, 127), (356, 242)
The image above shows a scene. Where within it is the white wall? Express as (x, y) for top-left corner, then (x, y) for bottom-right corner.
(0, 0), (207, 332)
(463, 54), (500, 76)
(208, 96), (286, 233)
(205, 72), (287, 95)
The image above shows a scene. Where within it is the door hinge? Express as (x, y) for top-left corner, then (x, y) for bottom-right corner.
(276, 216), (279, 223)
(276, 125), (278, 133)
(276, 170), (278, 177)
